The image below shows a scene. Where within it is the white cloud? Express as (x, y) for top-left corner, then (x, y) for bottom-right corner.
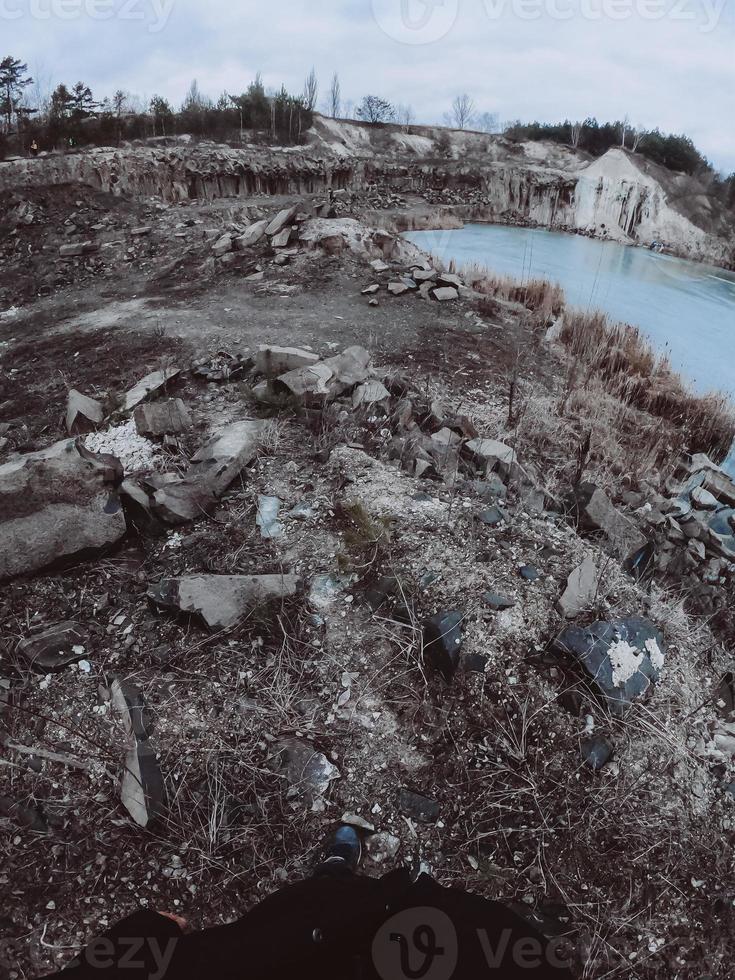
(7, 0), (735, 170)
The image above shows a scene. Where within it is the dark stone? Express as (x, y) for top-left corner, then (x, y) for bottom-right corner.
(519, 566), (541, 581)
(715, 672), (735, 718)
(17, 623), (87, 673)
(363, 575), (411, 622)
(482, 593), (515, 611)
(399, 789), (440, 823)
(466, 653), (488, 673)
(552, 617), (665, 717)
(423, 611), (463, 682)
(624, 541), (657, 584)
(725, 782), (735, 801)
(581, 736), (614, 771)
(558, 689), (585, 716)
(0, 796), (48, 833)
(479, 507), (507, 527)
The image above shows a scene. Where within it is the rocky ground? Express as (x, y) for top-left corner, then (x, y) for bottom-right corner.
(1, 179), (734, 980)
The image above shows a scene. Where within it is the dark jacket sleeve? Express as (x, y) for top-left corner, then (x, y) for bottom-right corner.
(44, 910), (184, 978)
(43, 871), (576, 980)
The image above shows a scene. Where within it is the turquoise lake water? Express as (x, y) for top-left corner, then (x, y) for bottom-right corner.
(405, 224), (735, 473)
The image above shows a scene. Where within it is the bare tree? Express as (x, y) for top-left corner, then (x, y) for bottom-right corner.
(476, 111), (499, 134)
(450, 93), (475, 130)
(328, 72), (341, 118)
(630, 125), (644, 152)
(395, 103), (415, 132)
(620, 114), (630, 149)
(570, 121), (582, 148)
(303, 67), (318, 112)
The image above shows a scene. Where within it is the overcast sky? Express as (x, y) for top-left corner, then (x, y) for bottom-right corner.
(6, 0), (735, 171)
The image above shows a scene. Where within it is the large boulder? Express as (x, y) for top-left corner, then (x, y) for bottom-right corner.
(0, 439), (125, 581)
(552, 616), (665, 716)
(148, 573), (301, 629)
(570, 482), (647, 558)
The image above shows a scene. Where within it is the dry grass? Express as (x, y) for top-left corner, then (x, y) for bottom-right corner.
(559, 309), (735, 461)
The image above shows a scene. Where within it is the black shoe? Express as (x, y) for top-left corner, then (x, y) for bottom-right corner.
(321, 824), (362, 873)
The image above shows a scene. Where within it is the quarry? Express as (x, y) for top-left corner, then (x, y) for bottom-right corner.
(1, 116), (734, 979)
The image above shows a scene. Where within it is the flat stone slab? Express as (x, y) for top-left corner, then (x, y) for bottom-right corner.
(148, 573), (301, 629)
(255, 345), (320, 378)
(66, 389), (104, 435)
(17, 622), (87, 672)
(122, 367), (181, 413)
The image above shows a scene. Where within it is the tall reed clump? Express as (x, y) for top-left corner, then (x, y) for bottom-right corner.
(559, 309), (735, 460)
(455, 262), (566, 321)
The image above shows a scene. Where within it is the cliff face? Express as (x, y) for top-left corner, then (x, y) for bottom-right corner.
(1, 131), (732, 268)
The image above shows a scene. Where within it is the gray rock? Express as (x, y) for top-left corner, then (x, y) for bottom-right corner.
(702, 469), (735, 507)
(433, 286), (459, 302)
(0, 440), (125, 581)
(187, 420), (265, 495)
(148, 573), (301, 629)
(278, 739), (339, 802)
(570, 482), (647, 558)
(438, 272), (463, 288)
(466, 438), (517, 480)
(557, 556), (600, 619)
(413, 269), (437, 283)
(122, 367), (181, 413)
(270, 227), (293, 249)
(361, 284), (381, 295)
(265, 206), (298, 237)
(212, 234), (234, 257)
(133, 399), (191, 438)
(255, 345), (320, 378)
(691, 486), (719, 510)
(256, 495), (283, 539)
(366, 832), (401, 863)
(399, 789), (440, 823)
(352, 381), (390, 409)
(234, 219), (268, 249)
(17, 622), (87, 672)
(111, 679), (165, 829)
(388, 281), (410, 296)
(479, 507), (507, 527)
(151, 479), (217, 525)
(483, 593), (515, 611)
(370, 259), (390, 273)
(276, 361), (335, 401)
(59, 241), (97, 258)
(519, 565), (541, 581)
(66, 389), (104, 434)
(552, 617), (665, 717)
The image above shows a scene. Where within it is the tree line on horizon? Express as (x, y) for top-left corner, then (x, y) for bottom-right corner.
(1, 55), (733, 209)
